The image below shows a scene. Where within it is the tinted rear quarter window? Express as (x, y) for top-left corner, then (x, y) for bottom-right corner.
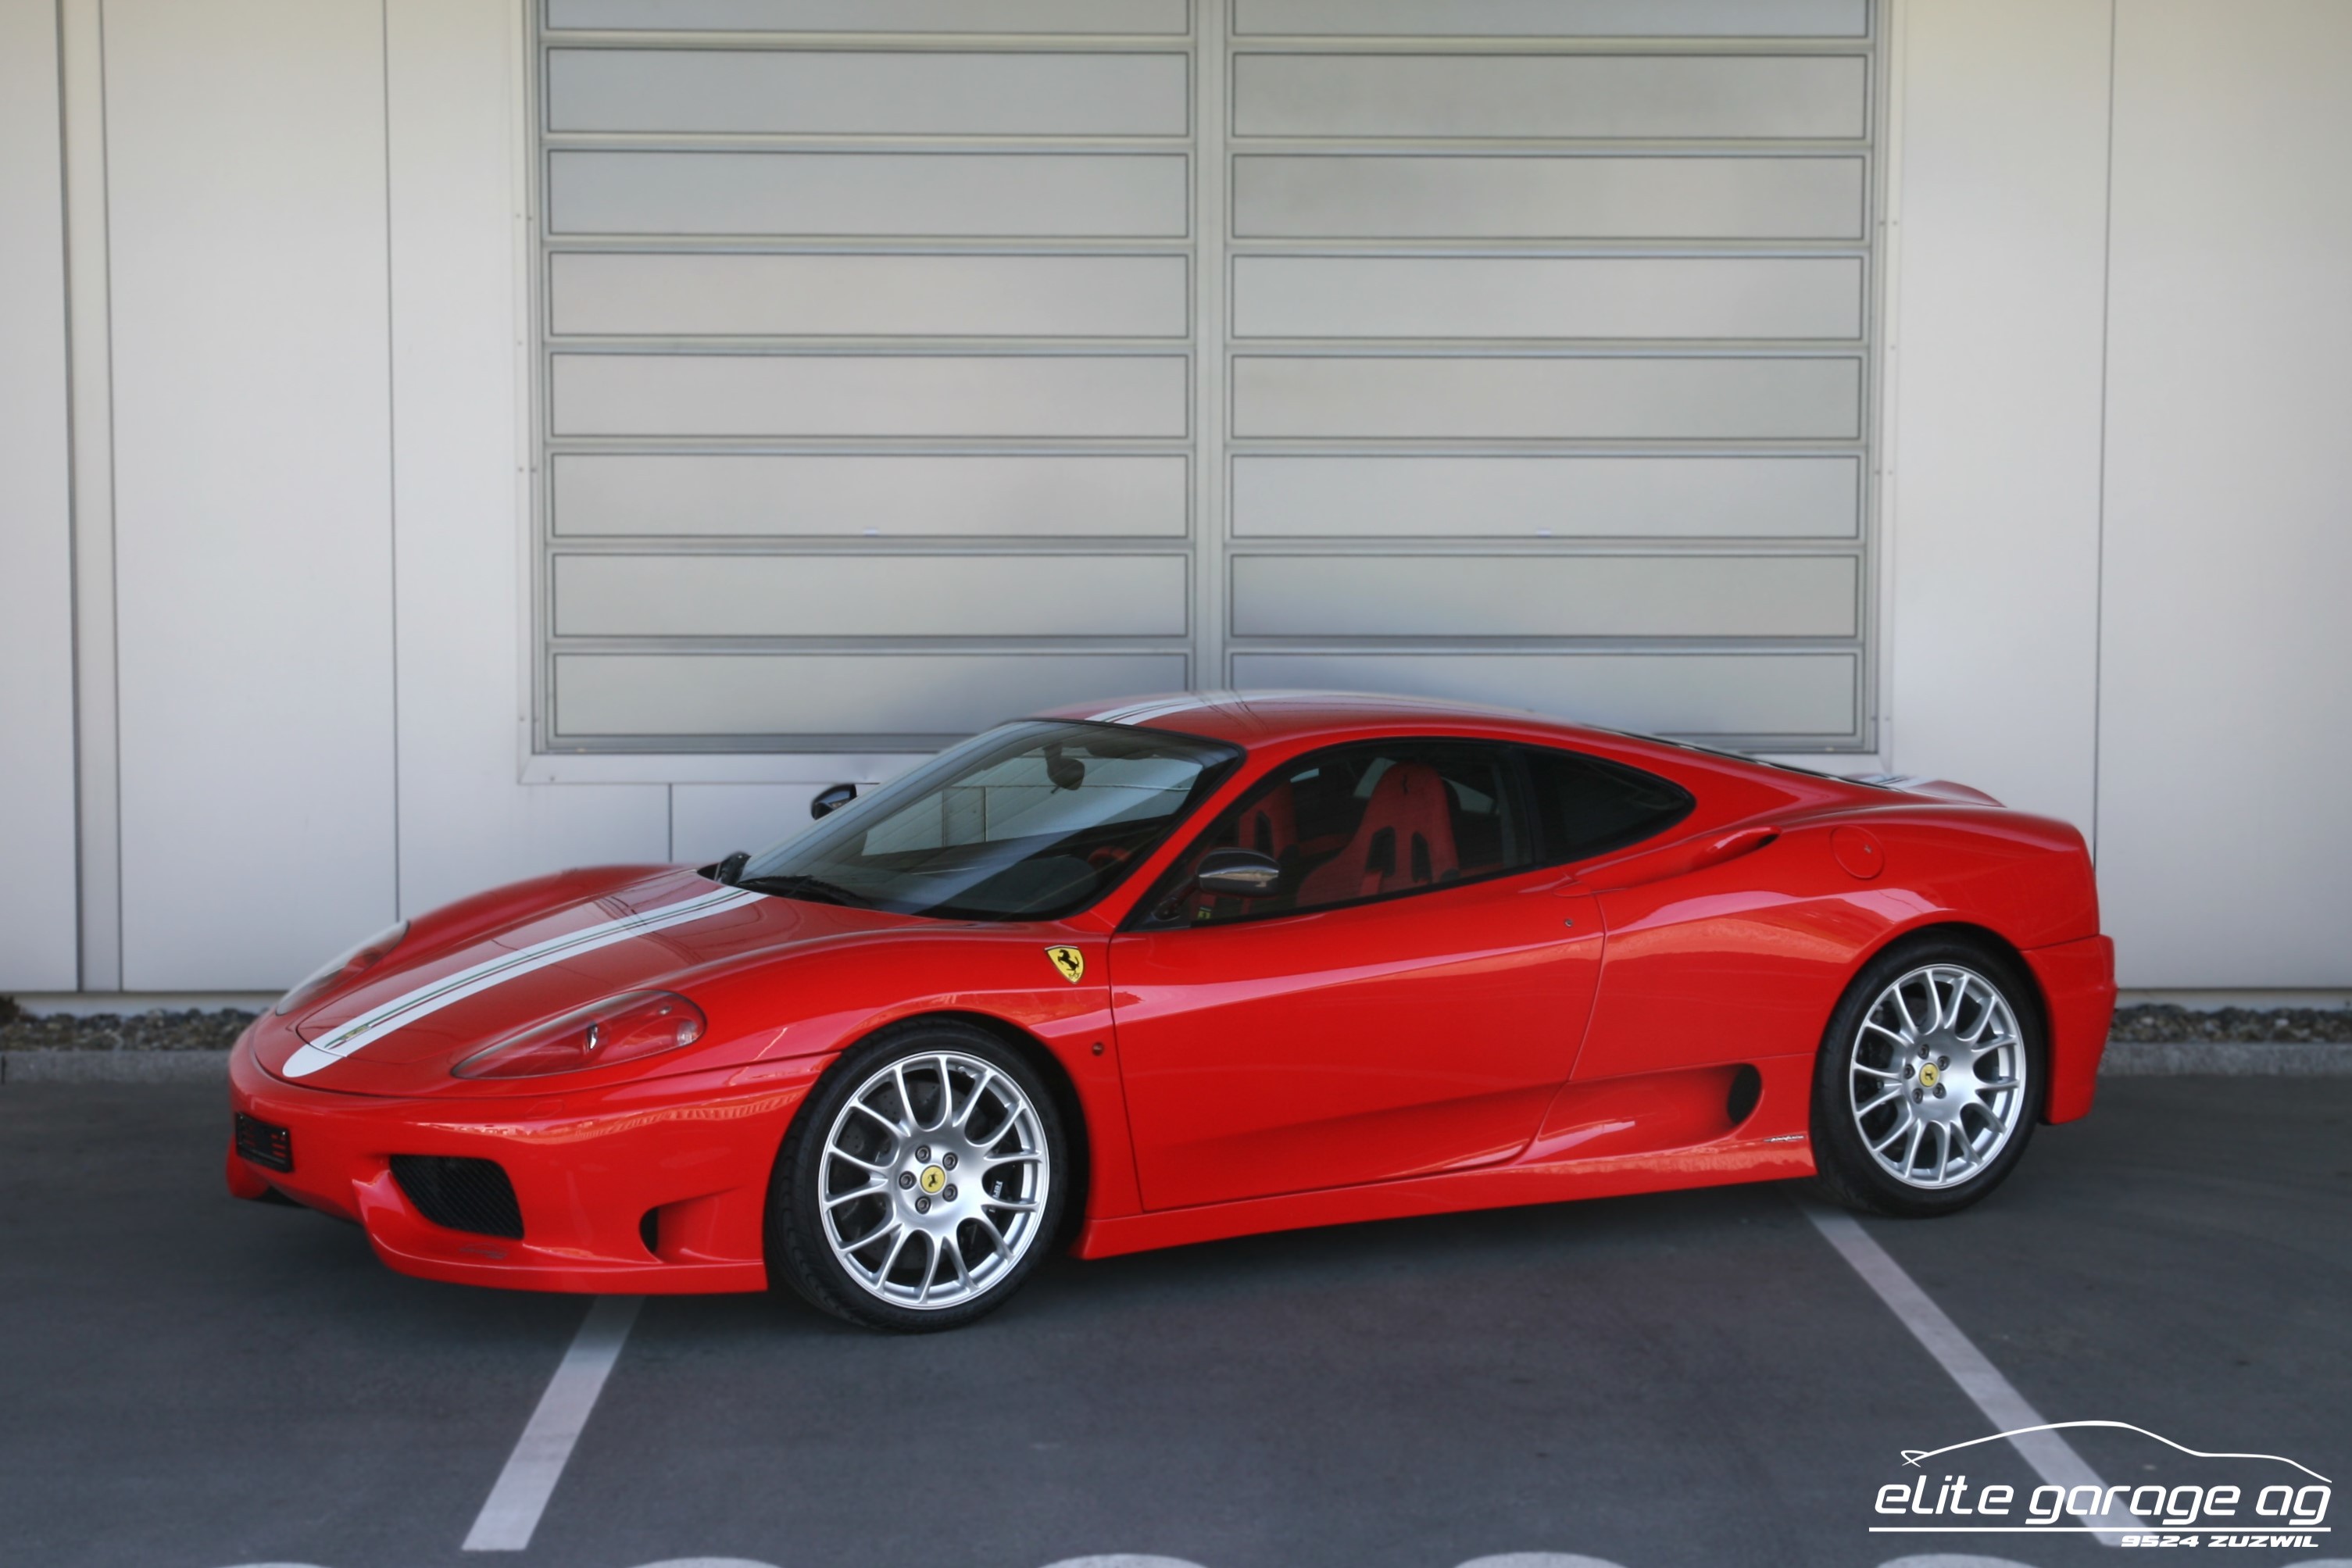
(1521, 746), (1695, 865)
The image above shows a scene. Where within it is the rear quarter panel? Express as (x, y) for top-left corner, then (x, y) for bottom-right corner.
(1571, 802), (2104, 1092)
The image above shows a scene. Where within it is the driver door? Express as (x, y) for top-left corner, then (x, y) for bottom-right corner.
(1107, 739), (1603, 1212)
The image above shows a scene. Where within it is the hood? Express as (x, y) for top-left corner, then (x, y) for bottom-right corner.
(258, 866), (917, 1096)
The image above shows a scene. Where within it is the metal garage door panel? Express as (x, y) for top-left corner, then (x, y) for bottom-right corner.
(552, 253), (1189, 338)
(549, 0), (1189, 33)
(1231, 554), (1856, 637)
(1235, 0), (1865, 37)
(555, 553), (1187, 637)
(1234, 55), (1864, 141)
(1231, 256), (1861, 341)
(549, 152), (1189, 238)
(549, 50), (1188, 138)
(1231, 356), (1859, 440)
(556, 454), (1189, 538)
(1231, 652), (1857, 738)
(556, 652), (1192, 741)
(552, 355), (1189, 438)
(1231, 455), (1858, 538)
(1233, 156), (1864, 241)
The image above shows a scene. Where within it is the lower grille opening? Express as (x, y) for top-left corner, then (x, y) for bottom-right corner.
(638, 1206), (660, 1259)
(389, 1155), (524, 1240)
(234, 1113), (294, 1173)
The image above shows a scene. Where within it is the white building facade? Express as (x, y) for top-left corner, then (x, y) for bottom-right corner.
(1, 0), (2346, 999)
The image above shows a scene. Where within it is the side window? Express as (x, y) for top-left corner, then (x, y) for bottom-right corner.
(1521, 746), (1696, 866)
(1135, 741), (1530, 930)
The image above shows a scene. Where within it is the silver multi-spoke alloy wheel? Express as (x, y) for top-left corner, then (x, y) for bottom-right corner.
(1848, 963), (2027, 1190)
(817, 1051), (1051, 1312)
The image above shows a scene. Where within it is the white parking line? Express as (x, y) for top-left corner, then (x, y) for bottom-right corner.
(463, 1295), (644, 1552)
(1801, 1203), (2146, 1546)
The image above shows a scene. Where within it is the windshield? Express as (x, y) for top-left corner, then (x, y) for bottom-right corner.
(731, 721), (1242, 921)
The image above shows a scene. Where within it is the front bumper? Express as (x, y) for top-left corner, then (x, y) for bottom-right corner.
(2023, 933), (2117, 1124)
(226, 1032), (821, 1293)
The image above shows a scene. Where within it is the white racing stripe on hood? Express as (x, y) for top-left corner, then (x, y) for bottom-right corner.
(277, 884), (767, 1080)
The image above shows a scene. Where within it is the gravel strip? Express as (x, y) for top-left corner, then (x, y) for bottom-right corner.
(0, 1007), (260, 1052)
(2109, 1002), (2352, 1043)
(2, 1001), (2347, 1083)
(2100, 1039), (2352, 1076)
(7, 1042), (2344, 1084)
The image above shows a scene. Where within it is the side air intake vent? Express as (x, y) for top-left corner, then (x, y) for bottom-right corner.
(390, 1155), (524, 1240)
(1725, 1064), (1764, 1127)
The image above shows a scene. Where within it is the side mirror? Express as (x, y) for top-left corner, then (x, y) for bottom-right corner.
(1195, 846), (1281, 898)
(810, 782), (859, 820)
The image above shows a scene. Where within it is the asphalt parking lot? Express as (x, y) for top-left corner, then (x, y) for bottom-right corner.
(2, 1077), (2343, 1568)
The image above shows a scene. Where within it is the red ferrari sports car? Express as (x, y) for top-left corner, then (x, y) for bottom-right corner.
(228, 691), (2114, 1331)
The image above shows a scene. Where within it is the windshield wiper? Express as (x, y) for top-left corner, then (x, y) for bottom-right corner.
(732, 873), (867, 908)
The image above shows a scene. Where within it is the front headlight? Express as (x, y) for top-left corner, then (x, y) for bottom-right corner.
(451, 991), (706, 1080)
(274, 921), (409, 1016)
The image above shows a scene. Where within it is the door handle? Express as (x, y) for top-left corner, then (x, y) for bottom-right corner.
(1579, 824), (1781, 891)
(1693, 826), (1779, 869)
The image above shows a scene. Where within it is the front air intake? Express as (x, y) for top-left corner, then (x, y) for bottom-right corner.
(234, 1113), (293, 1173)
(389, 1155), (524, 1240)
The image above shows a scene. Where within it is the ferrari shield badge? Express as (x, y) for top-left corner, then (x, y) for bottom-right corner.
(1044, 945), (1086, 984)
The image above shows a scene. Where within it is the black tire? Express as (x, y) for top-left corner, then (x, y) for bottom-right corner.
(1810, 934), (2044, 1217)
(769, 1019), (1070, 1333)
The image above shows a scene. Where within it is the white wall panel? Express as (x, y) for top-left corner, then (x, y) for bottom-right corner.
(103, 0), (397, 989)
(549, 152), (1190, 239)
(553, 354), (1190, 438)
(555, 554), (1189, 637)
(1233, 652), (1858, 738)
(0, 0), (80, 988)
(1233, 455), (1857, 538)
(670, 784), (832, 867)
(550, 0), (1189, 32)
(1233, 554), (1857, 638)
(1232, 255), (1863, 341)
(388, 0), (670, 916)
(556, 453), (1189, 538)
(1235, 0), (1868, 36)
(2096, 0), (2352, 986)
(550, 50), (1189, 137)
(552, 253), (1189, 339)
(1886, 0), (2109, 835)
(556, 653), (1192, 741)
(1234, 156), (1865, 240)
(1232, 355), (1861, 440)
(1234, 54), (1867, 140)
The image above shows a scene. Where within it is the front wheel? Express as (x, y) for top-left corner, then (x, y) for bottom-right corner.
(770, 1021), (1068, 1332)
(1810, 938), (2042, 1216)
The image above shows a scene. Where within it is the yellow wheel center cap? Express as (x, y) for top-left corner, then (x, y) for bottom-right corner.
(919, 1165), (947, 1195)
(1918, 1062), (1941, 1088)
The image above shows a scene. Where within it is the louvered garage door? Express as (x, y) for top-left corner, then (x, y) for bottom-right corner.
(537, 0), (1878, 752)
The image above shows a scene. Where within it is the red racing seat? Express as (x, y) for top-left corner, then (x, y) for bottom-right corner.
(1239, 781), (1297, 863)
(1298, 762), (1459, 905)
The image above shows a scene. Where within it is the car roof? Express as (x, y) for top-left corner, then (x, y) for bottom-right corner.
(1036, 689), (1896, 809)
(1038, 688), (1643, 751)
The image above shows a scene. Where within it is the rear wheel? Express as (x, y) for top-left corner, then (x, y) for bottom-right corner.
(770, 1021), (1067, 1332)
(1810, 937), (2042, 1216)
